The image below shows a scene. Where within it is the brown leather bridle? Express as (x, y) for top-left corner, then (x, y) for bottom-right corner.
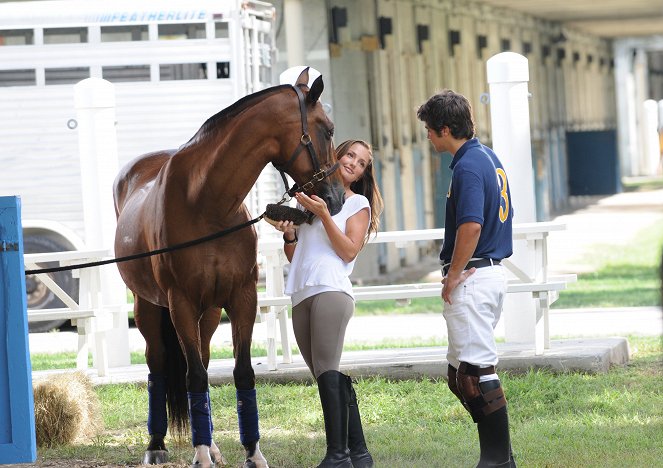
(273, 84), (339, 198)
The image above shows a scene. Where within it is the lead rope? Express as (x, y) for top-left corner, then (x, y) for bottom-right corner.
(24, 216), (264, 276)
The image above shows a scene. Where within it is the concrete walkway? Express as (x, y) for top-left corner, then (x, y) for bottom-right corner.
(29, 187), (663, 385)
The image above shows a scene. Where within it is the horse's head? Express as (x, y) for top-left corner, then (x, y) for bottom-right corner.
(273, 68), (345, 216)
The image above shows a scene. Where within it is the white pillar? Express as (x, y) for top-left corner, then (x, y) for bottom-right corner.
(643, 99), (661, 175)
(486, 52), (539, 348)
(74, 78), (130, 368)
(284, 0), (305, 67)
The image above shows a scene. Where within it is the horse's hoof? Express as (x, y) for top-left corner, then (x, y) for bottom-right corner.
(243, 461), (258, 468)
(210, 453), (228, 466)
(142, 449), (168, 465)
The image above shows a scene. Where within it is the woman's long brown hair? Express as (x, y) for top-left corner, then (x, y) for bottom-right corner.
(335, 139), (384, 244)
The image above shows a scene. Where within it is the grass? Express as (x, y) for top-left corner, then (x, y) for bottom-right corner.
(552, 218), (663, 309)
(622, 176), (663, 192)
(31, 335), (663, 467)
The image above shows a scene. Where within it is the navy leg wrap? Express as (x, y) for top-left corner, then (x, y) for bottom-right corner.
(236, 388), (260, 446)
(207, 391), (214, 434)
(188, 391), (212, 447)
(147, 373), (168, 436)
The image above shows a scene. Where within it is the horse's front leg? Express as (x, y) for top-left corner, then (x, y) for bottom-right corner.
(169, 292), (216, 468)
(200, 306), (228, 466)
(227, 290), (268, 468)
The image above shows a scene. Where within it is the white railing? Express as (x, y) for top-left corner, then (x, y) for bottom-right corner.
(24, 221), (576, 374)
(24, 249), (110, 375)
(256, 221), (577, 370)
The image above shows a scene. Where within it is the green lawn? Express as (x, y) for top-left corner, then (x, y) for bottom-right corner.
(32, 336), (663, 467)
(552, 218), (663, 309)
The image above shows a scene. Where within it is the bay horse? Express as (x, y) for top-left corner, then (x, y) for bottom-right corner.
(113, 68), (344, 468)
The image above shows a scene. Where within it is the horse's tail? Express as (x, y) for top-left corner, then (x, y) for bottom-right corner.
(161, 307), (190, 437)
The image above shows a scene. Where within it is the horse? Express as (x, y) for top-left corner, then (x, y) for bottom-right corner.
(113, 68), (344, 468)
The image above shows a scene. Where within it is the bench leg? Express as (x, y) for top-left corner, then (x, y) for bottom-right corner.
(534, 294), (549, 356)
(93, 329), (109, 377)
(75, 319), (89, 370)
(266, 307), (277, 371)
(278, 306), (292, 364)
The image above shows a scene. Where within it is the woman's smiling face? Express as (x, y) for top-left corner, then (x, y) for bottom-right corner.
(338, 142), (371, 186)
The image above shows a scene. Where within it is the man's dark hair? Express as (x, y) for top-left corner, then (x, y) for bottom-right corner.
(417, 90), (475, 140)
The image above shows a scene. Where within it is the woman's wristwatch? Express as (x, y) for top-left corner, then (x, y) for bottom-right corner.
(283, 232), (298, 244)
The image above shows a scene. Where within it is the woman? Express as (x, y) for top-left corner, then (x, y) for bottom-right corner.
(269, 139), (383, 468)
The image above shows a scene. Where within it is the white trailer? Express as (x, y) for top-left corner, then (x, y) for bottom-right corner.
(0, 0), (280, 331)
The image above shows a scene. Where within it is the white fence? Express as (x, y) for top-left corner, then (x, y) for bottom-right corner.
(25, 222), (576, 374)
(256, 221), (576, 369)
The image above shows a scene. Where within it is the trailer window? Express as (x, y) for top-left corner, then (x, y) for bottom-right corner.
(44, 27), (88, 44)
(0, 29), (34, 46)
(160, 63), (206, 80)
(101, 25), (148, 42)
(215, 22), (229, 39)
(103, 65), (150, 82)
(158, 23), (206, 40)
(45, 67), (89, 85)
(0, 69), (36, 86)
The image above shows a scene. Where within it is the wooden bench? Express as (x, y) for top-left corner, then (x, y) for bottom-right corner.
(255, 222), (577, 370)
(25, 249), (110, 375)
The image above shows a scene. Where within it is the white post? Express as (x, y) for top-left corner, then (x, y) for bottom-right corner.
(284, 0), (305, 67)
(74, 78), (130, 369)
(486, 52), (540, 349)
(643, 99), (661, 175)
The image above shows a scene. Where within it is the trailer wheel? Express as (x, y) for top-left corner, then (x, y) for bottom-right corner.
(24, 235), (79, 333)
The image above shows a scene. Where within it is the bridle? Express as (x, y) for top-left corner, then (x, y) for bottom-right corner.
(273, 84), (339, 200)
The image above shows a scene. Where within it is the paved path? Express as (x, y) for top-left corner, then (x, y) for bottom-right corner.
(28, 306), (663, 355)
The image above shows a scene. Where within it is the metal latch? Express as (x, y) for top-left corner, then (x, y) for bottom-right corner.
(1, 241), (18, 251)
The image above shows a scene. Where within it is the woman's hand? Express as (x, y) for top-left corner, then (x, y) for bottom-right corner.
(295, 192), (330, 220)
(269, 219), (296, 237)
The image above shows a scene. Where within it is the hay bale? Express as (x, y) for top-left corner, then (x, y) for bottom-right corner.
(33, 371), (103, 447)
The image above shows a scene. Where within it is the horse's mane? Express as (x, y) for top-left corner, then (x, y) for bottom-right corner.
(181, 84), (293, 148)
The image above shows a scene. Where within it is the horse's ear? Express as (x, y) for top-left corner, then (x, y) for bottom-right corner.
(307, 75), (324, 104)
(295, 67), (310, 88)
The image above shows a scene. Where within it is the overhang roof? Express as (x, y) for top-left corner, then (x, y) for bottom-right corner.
(478, 0), (663, 38)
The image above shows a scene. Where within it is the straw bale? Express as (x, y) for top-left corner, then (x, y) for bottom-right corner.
(33, 371), (103, 447)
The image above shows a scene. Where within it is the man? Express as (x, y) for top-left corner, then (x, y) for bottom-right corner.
(417, 90), (516, 467)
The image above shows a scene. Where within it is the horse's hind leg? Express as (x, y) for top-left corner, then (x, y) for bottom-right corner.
(134, 295), (169, 465)
(226, 291), (268, 468)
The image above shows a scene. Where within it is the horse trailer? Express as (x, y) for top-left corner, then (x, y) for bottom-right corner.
(0, 0), (281, 331)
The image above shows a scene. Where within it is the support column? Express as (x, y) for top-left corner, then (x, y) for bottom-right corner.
(486, 53), (539, 348)
(284, 0), (305, 67)
(74, 78), (130, 369)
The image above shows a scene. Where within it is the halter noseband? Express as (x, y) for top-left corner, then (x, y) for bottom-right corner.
(273, 84), (339, 198)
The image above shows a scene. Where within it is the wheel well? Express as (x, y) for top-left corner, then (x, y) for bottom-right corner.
(23, 228), (80, 252)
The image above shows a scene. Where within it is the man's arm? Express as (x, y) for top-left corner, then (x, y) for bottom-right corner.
(442, 221), (481, 304)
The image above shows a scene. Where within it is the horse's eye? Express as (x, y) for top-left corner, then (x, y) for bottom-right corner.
(328, 129), (334, 139)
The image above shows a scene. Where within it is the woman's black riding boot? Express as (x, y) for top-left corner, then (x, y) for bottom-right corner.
(345, 376), (374, 468)
(476, 380), (514, 467)
(316, 370), (352, 468)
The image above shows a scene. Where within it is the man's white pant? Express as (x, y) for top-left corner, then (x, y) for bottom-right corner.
(443, 265), (507, 371)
